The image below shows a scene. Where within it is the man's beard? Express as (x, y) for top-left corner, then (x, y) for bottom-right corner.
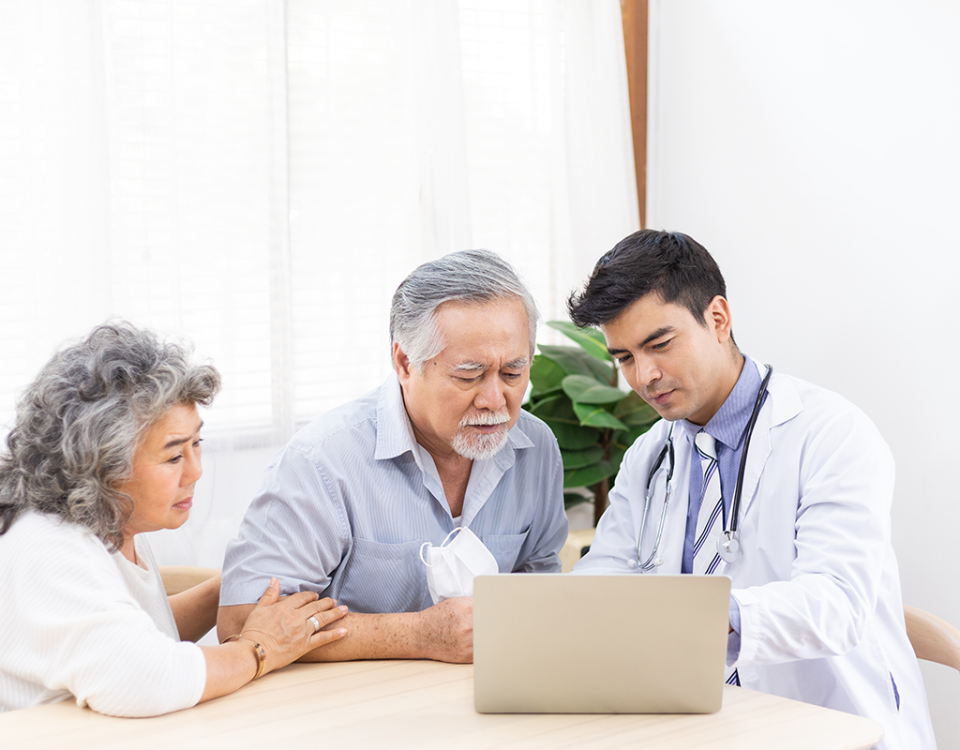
(451, 410), (510, 460)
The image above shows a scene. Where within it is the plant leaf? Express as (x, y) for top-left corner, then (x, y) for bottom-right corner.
(563, 491), (592, 510)
(527, 387), (564, 406)
(552, 423), (603, 451)
(606, 414), (661, 478)
(527, 394), (602, 450)
(537, 344), (615, 384)
(561, 374), (625, 405)
(529, 353), (566, 396)
(573, 402), (629, 431)
(546, 321), (611, 362)
(561, 445), (604, 470)
(564, 460), (616, 489)
(613, 390), (660, 427)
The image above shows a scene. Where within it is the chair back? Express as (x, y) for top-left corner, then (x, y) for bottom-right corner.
(159, 565), (220, 596)
(560, 528), (596, 573)
(904, 604), (960, 672)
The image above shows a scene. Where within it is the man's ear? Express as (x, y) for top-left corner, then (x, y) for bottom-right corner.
(706, 295), (733, 344)
(393, 342), (413, 382)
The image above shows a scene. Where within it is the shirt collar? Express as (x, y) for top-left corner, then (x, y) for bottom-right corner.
(679, 354), (763, 451)
(374, 372), (419, 461)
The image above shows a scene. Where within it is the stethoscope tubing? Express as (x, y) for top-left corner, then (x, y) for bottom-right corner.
(727, 364), (774, 535)
(637, 428), (675, 571)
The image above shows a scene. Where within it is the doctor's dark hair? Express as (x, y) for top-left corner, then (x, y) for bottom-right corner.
(0, 322), (220, 551)
(390, 249), (539, 369)
(567, 229), (728, 328)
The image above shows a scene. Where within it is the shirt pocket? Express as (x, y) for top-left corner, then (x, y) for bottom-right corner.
(336, 537), (431, 614)
(480, 530), (530, 572)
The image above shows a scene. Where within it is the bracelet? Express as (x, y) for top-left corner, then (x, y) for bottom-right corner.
(249, 641), (267, 680)
(221, 634), (267, 679)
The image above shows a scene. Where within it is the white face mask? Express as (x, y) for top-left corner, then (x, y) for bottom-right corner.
(420, 526), (499, 604)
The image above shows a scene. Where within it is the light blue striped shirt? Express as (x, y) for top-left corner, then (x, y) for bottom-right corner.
(678, 356), (765, 573)
(221, 374), (568, 613)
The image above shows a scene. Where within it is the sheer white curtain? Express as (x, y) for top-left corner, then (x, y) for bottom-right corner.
(0, 0), (639, 566)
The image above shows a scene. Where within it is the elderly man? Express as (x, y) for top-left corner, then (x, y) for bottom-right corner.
(218, 250), (567, 663)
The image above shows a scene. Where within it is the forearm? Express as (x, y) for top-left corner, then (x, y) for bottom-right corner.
(217, 602), (255, 643)
(298, 611), (426, 662)
(734, 571), (877, 663)
(223, 606), (424, 662)
(169, 573), (221, 642)
(204, 611), (424, 697)
(221, 596), (472, 664)
(198, 640), (260, 703)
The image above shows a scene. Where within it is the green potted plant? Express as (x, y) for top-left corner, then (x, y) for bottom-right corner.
(523, 321), (659, 525)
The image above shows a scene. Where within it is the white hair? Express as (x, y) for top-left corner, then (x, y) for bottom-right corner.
(0, 322), (220, 551)
(389, 250), (539, 369)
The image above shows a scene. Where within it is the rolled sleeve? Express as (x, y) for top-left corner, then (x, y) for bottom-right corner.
(221, 444), (350, 604)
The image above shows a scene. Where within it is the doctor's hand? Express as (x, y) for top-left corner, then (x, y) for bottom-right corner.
(415, 596), (473, 663)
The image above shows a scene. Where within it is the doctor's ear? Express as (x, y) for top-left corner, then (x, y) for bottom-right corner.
(705, 296), (733, 343)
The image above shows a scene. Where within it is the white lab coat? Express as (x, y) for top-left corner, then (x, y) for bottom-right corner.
(575, 360), (936, 750)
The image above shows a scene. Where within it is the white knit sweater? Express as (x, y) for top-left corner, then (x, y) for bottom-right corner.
(0, 512), (206, 716)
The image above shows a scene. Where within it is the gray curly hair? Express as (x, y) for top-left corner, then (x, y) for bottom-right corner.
(389, 249), (539, 369)
(0, 322), (221, 551)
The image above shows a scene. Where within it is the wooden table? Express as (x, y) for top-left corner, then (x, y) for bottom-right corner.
(0, 660), (883, 749)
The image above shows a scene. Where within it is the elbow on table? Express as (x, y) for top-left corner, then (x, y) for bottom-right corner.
(79, 681), (199, 718)
(71, 644), (206, 717)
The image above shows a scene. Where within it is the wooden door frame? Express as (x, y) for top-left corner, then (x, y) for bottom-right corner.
(621, 0), (648, 228)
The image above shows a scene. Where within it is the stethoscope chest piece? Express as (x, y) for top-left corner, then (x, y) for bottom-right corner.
(717, 532), (740, 564)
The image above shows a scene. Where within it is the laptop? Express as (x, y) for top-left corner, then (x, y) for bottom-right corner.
(473, 574), (730, 714)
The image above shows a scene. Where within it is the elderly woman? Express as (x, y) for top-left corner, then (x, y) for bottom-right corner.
(0, 323), (347, 716)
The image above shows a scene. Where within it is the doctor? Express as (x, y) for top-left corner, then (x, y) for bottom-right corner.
(569, 230), (934, 750)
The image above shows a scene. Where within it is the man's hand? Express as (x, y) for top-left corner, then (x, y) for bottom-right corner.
(415, 597), (473, 663)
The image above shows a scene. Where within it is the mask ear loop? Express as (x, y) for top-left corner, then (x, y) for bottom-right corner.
(420, 527), (464, 566)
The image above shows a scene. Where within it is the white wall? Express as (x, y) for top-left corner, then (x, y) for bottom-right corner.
(647, 1), (960, 745)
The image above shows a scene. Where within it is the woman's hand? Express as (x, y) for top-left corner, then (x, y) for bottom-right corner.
(199, 578), (347, 703)
(236, 578), (348, 676)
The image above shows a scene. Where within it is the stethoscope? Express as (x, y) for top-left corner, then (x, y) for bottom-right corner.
(633, 365), (774, 571)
